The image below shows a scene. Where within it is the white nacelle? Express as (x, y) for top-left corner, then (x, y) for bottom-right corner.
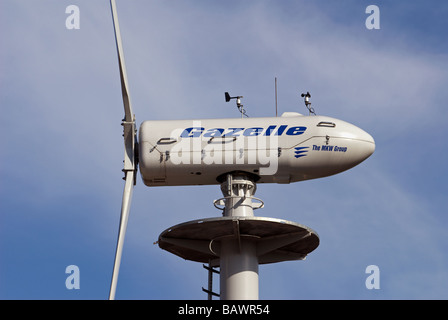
(138, 112), (375, 186)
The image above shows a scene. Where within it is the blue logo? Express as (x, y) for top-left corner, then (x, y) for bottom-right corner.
(294, 147), (309, 158)
(180, 125), (307, 138)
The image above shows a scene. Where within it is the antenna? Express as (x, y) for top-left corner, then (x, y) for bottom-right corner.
(225, 92), (248, 118)
(275, 77), (278, 117)
(301, 91), (316, 115)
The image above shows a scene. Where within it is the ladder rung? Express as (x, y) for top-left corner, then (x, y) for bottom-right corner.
(202, 287), (220, 297)
(203, 264), (220, 274)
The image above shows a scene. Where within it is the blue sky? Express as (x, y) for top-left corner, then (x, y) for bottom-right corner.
(1, 0), (447, 300)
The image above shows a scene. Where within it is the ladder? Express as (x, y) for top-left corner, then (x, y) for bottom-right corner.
(202, 262), (220, 300)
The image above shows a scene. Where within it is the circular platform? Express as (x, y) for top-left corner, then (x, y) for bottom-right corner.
(158, 216), (319, 265)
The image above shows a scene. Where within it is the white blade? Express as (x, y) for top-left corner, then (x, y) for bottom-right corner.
(109, 0), (137, 300)
(110, 0), (134, 122)
(109, 171), (134, 300)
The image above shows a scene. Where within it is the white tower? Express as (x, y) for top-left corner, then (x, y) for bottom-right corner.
(158, 172), (319, 300)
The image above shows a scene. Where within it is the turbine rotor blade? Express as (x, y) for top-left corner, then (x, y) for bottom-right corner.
(109, 0), (137, 300)
(109, 171), (134, 300)
(110, 0), (134, 123)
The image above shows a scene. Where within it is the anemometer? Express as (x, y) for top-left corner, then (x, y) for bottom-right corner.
(301, 91), (316, 115)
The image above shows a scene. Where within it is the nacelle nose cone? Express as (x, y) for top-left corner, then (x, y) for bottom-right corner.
(365, 135), (375, 158)
(355, 128), (375, 162)
(308, 121), (375, 179)
(334, 120), (375, 163)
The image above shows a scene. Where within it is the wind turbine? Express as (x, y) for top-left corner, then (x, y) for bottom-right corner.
(108, 0), (375, 300)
